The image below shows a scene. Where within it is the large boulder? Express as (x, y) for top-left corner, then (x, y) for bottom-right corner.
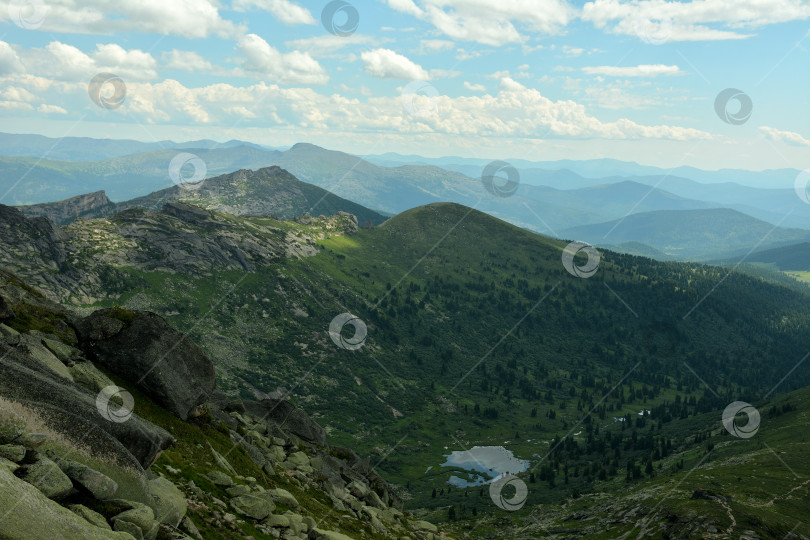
(0, 468), (134, 540)
(148, 476), (187, 528)
(20, 455), (73, 499)
(242, 399), (326, 446)
(54, 456), (118, 500)
(75, 309), (215, 420)
(0, 343), (173, 468)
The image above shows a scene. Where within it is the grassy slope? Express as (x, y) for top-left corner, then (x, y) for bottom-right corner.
(4, 201), (804, 536)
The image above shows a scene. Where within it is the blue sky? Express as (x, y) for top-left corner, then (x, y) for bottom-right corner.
(0, 0), (808, 170)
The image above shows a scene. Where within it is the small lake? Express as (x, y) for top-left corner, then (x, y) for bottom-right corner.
(441, 446), (530, 487)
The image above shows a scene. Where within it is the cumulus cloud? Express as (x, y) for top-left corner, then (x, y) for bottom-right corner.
(463, 81), (486, 91)
(361, 48), (430, 79)
(581, 0), (810, 42)
(387, 0), (574, 45)
(163, 50), (213, 72)
(237, 34), (328, 85)
(0, 0), (241, 38)
(759, 126), (810, 146)
(582, 64), (683, 77)
(232, 0), (315, 25)
(0, 42), (24, 74)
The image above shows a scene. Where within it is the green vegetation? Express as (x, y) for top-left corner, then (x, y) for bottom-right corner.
(6, 201), (810, 537)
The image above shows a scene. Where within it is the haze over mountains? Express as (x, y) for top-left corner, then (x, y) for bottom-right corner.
(3, 132), (809, 268)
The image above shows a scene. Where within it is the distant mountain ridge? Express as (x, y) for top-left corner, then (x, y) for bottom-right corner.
(562, 207), (810, 260)
(17, 166), (388, 227)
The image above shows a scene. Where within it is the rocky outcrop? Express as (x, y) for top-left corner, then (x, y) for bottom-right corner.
(241, 399), (327, 446)
(75, 309), (216, 421)
(0, 343), (173, 468)
(17, 190), (117, 225)
(0, 467), (135, 540)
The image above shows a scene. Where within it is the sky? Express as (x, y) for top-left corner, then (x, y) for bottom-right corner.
(0, 0), (808, 171)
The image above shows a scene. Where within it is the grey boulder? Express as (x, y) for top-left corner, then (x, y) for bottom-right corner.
(75, 309), (216, 421)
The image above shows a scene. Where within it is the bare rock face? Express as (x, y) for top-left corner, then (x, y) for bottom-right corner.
(16, 191), (117, 225)
(0, 344), (173, 468)
(75, 308), (216, 421)
(241, 399), (327, 446)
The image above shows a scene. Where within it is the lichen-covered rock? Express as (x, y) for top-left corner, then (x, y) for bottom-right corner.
(55, 457), (118, 500)
(148, 476), (187, 528)
(69, 504), (112, 530)
(111, 500), (156, 540)
(21, 455), (74, 500)
(0, 468), (133, 540)
(230, 493), (274, 520)
(206, 470), (233, 486)
(75, 309), (216, 421)
(69, 360), (116, 393)
(308, 528), (357, 540)
(0, 444), (25, 462)
(0, 346), (174, 468)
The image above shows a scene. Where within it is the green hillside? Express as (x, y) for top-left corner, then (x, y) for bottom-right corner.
(1, 201), (809, 537)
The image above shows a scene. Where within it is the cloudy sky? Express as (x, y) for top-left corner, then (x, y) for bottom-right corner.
(0, 0), (808, 170)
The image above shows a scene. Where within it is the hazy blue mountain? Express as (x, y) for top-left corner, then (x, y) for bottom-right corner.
(561, 207), (810, 260)
(364, 153), (803, 189)
(0, 131), (271, 161)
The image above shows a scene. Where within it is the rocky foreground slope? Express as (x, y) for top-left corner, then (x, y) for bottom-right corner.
(0, 268), (445, 539)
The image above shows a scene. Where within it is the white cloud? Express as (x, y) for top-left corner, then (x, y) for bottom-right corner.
(759, 126), (810, 146)
(233, 0), (315, 25)
(361, 48), (430, 79)
(0, 0), (241, 38)
(455, 48), (484, 61)
(37, 104), (67, 114)
(562, 45), (584, 57)
(0, 41), (24, 74)
(582, 0), (810, 42)
(387, 0), (424, 17)
(9, 41), (158, 81)
(285, 34), (380, 57)
(420, 39), (455, 53)
(163, 50), (213, 72)
(237, 34), (328, 85)
(387, 0), (574, 46)
(464, 81), (486, 91)
(582, 64), (683, 77)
